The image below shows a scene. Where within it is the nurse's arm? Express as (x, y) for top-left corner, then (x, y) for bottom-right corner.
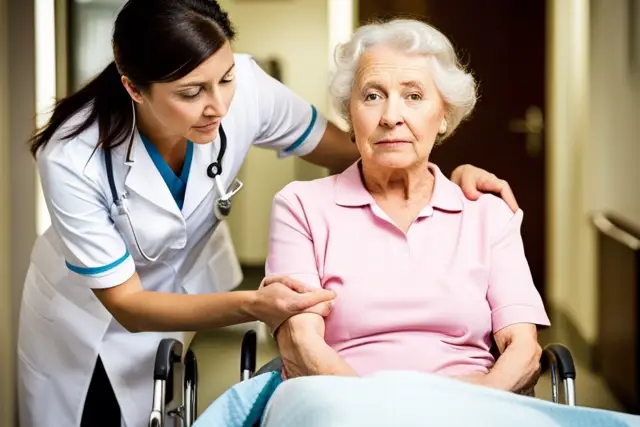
(300, 122), (359, 174)
(93, 273), (258, 332)
(93, 273), (335, 333)
(255, 54), (518, 200)
(276, 313), (358, 378)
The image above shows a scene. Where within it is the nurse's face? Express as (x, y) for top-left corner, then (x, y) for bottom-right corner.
(136, 41), (237, 145)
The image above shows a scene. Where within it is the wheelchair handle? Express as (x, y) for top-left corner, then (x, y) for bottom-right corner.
(542, 343), (576, 380)
(154, 338), (184, 381)
(241, 330), (257, 378)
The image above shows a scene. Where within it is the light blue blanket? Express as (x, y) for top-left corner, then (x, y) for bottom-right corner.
(194, 370), (640, 427)
(193, 371), (283, 427)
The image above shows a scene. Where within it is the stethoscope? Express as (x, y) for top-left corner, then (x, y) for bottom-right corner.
(103, 102), (243, 262)
(205, 125), (244, 220)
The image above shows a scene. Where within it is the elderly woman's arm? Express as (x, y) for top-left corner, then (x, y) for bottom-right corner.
(276, 313), (358, 378)
(486, 323), (542, 391)
(459, 198), (550, 391)
(459, 324), (542, 392)
(265, 188), (359, 378)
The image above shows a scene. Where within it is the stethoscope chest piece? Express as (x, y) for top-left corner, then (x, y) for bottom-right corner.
(206, 125), (243, 220)
(214, 199), (232, 219)
(207, 162), (221, 178)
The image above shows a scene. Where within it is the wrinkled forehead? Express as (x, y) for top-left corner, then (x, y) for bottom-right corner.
(354, 45), (434, 88)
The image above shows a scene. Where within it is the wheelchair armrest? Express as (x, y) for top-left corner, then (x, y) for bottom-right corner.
(154, 338), (184, 381)
(241, 330), (257, 378)
(541, 343), (576, 380)
(255, 357), (283, 376)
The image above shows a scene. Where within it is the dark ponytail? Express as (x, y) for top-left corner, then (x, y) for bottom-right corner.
(29, 61), (132, 157)
(29, 0), (236, 158)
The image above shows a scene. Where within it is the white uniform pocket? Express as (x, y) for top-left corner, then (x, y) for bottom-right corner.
(182, 221), (243, 295)
(17, 349), (53, 427)
(110, 201), (187, 266)
(17, 267), (60, 377)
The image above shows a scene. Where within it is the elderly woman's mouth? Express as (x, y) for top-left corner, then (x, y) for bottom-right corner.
(375, 139), (411, 146)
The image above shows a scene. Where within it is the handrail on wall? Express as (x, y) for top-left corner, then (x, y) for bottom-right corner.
(591, 211), (640, 251)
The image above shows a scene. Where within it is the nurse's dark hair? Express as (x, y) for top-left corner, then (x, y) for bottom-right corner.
(28, 0), (235, 157)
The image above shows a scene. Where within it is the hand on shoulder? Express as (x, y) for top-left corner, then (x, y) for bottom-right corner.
(451, 164), (519, 213)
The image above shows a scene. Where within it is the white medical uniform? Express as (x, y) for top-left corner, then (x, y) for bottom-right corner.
(17, 53), (328, 427)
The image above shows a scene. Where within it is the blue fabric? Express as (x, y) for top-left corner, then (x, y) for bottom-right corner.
(140, 132), (193, 210)
(282, 105), (318, 153)
(192, 371), (283, 427)
(259, 372), (640, 427)
(65, 250), (129, 275)
(193, 371), (640, 427)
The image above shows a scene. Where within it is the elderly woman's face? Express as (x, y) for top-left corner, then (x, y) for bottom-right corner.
(349, 45), (445, 169)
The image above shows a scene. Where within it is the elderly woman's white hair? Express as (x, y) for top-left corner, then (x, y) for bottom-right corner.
(329, 19), (477, 141)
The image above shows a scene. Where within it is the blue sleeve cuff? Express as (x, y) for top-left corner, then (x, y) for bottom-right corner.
(65, 250), (130, 276)
(282, 105), (319, 154)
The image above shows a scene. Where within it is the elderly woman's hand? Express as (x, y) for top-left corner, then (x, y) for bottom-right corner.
(457, 323), (541, 392)
(450, 165), (519, 213)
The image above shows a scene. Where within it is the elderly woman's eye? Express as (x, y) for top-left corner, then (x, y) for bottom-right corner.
(408, 93), (422, 101)
(365, 93), (381, 101)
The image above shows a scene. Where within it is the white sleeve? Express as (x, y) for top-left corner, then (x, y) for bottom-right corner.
(250, 58), (328, 158)
(37, 151), (135, 289)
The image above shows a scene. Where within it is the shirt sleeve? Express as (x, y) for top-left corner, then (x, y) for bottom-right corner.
(486, 204), (551, 332)
(265, 187), (321, 289)
(249, 58), (328, 158)
(37, 151), (135, 289)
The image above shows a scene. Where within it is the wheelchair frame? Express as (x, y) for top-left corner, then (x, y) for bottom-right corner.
(148, 329), (577, 427)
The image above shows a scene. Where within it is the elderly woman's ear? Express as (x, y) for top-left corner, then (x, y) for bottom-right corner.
(439, 120), (447, 135)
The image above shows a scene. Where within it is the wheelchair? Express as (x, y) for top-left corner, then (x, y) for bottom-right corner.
(148, 328), (577, 427)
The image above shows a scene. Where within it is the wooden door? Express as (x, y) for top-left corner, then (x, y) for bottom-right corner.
(359, 0), (548, 299)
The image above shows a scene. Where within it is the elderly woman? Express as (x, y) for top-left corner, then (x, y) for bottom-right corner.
(266, 18), (550, 393)
(192, 19), (640, 427)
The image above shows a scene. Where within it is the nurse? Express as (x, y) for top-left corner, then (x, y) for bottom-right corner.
(17, 1), (518, 426)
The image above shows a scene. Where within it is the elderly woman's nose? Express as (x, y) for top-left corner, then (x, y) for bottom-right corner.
(380, 98), (404, 127)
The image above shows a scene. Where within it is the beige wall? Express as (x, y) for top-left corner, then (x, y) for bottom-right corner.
(589, 0), (640, 220)
(1, 0), (37, 423)
(222, 0), (353, 265)
(547, 0), (594, 340)
(0, 0), (14, 423)
(548, 0), (640, 344)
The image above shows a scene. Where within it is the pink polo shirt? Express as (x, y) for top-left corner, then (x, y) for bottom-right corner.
(266, 162), (550, 377)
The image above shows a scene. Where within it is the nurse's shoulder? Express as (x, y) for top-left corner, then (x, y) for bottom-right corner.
(36, 104), (112, 200)
(34, 102), (136, 287)
(229, 53), (328, 159)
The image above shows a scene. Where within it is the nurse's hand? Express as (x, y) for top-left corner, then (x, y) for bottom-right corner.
(450, 164), (519, 212)
(253, 276), (336, 332)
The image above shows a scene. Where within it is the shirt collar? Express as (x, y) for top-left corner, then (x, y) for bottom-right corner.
(334, 160), (464, 213)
